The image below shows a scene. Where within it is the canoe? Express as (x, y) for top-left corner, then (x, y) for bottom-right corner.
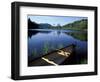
(29, 44), (76, 66)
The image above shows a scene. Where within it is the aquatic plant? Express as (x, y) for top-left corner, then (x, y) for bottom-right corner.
(32, 48), (37, 57)
(43, 42), (49, 54)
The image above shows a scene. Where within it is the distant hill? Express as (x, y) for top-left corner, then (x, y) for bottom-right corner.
(28, 18), (39, 29)
(39, 23), (52, 29)
(28, 18), (52, 29)
(62, 19), (87, 30)
(28, 18), (88, 31)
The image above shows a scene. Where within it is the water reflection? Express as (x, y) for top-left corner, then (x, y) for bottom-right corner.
(28, 29), (52, 38)
(65, 32), (87, 41)
(28, 29), (87, 65)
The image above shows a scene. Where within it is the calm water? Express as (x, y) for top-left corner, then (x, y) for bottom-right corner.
(28, 29), (87, 65)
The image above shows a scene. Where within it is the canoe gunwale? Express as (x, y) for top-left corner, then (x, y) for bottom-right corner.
(29, 44), (76, 64)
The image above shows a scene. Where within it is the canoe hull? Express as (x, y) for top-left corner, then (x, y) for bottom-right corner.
(28, 44), (76, 66)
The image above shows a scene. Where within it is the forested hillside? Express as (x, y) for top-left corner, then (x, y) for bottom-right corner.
(62, 19), (87, 30)
(28, 18), (88, 31)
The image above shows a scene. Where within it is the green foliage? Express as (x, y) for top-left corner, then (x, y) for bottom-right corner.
(66, 32), (87, 41)
(62, 19), (87, 30)
(43, 42), (64, 55)
(48, 19), (87, 31)
(32, 48), (37, 57)
(43, 42), (49, 54)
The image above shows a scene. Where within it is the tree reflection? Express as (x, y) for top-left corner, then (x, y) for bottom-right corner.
(64, 32), (87, 41)
(28, 30), (52, 38)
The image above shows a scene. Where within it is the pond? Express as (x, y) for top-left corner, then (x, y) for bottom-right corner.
(28, 29), (87, 65)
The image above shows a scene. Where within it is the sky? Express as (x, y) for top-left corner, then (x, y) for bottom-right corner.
(28, 15), (87, 26)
